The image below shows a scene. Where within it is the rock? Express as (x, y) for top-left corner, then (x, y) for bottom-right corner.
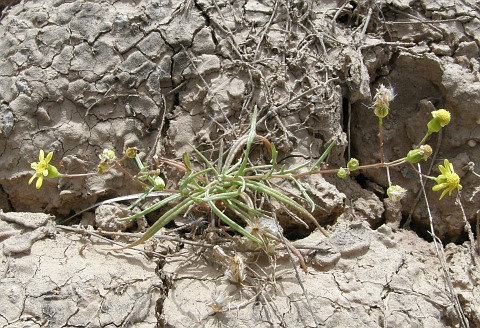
(0, 210), (53, 229)
(94, 203), (135, 232)
(431, 42), (453, 56)
(455, 41), (479, 59)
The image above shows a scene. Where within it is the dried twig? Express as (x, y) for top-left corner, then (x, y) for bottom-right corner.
(417, 164), (469, 328)
(403, 129), (443, 228)
(455, 193), (480, 269)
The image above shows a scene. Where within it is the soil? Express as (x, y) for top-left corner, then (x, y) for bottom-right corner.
(1, 0), (479, 327)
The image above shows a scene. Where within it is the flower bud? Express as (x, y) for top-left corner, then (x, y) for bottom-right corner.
(406, 144), (433, 163)
(427, 117), (442, 133)
(337, 167), (348, 179)
(153, 176), (165, 190)
(387, 185), (407, 202)
(347, 158), (359, 171)
(46, 164), (61, 178)
(125, 147), (138, 159)
(374, 104), (389, 119)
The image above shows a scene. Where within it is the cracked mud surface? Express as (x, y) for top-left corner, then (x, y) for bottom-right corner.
(1, 211), (162, 327)
(1, 0), (480, 327)
(2, 212), (478, 327)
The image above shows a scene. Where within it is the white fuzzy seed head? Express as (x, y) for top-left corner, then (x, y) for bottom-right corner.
(207, 291), (228, 313)
(374, 84), (395, 105)
(225, 254), (246, 284)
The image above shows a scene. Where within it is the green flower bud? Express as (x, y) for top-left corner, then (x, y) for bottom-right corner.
(337, 167), (348, 179)
(406, 144), (433, 163)
(125, 147), (138, 159)
(347, 158), (359, 171)
(153, 176), (165, 190)
(46, 164), (61, 178)
(427, 117), (442, 133)
(374, 104), (389, 119)
(387, 185), (407, 202)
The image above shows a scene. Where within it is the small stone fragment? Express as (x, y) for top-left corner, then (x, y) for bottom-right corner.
(94, 203), (135, 232)
(0, 210), (53, 229)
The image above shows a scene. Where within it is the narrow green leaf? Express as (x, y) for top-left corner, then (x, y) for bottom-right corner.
(134, 154), (146, 171)
(120, 193), (183, 221)
(310, 141), (335, 172)
(217, 139), (224, 173)
(274, 161), (310, 175)
(265, 143), (278, 178)
(270, 142), (278, 166)
(182, 152), (192, 174)
(228, 198), (271, 220)
(292, 177), (315, 212)
(134, 154), (156, 185)
(244, 180), (321, 230)
(179, 167), (213, 191)
(223, 199), (254, 224)
(189, 142), (219, 177)
(128, 186), (155, 210)
(224, 158), (242, 175)
(120, 196), (195, 249)
(190, 188), (241, 203)
(209, 200), (263, 245)
(236, 106), (257, 177)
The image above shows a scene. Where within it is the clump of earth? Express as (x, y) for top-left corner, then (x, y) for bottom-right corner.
(0, 0), (479, 327)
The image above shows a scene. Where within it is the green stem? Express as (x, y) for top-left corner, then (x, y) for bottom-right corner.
(60, 172), (96, 178)
(379, 117), (385, 164)
(418, 132), (432, 147)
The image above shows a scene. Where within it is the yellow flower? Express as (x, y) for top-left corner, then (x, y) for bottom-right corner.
(427, 109), (451, 133)
(432, 109), (451, 127)
(29, 150), (60, 189)
(432, 159), (462, 200)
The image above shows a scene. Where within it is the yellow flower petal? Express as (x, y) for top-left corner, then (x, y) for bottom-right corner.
(432, 183), (448, 191)
(35, 175), (43, 189)
(438, 164), (448, 176)
(439, 189), (448, 200)
(45, 152), (53, 163)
